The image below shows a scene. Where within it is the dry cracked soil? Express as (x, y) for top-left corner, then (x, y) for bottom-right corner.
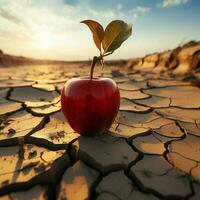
(0, 63), (200, 200)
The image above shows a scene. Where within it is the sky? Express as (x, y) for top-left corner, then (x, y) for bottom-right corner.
(0, 0), (200, 61)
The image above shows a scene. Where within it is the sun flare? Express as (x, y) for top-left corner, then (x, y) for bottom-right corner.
(33, 28), (59, 49)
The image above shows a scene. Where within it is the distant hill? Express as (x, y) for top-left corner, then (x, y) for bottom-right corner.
(0, 49), (126, 67)
(0, 49), (105, 67)
(0, 50), (52, 66)
(127, 40), (200, 74)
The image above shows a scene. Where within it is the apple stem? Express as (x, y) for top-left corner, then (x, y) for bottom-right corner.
(90, 52), (113, 79)
(90, 56), (98, 79)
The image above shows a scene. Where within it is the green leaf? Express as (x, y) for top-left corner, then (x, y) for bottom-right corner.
(81, 20), (104, 52)
(102, 20), (132, 54)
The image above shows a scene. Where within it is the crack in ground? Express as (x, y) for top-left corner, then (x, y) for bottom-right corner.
(194, 120), (200, 129)
(22, 103), (60, 118)
(89, 169), (103, 200)
(152, 131), (167, 143)
(69, 137), (142, 200)
(6, 87), (60, 118)
(169, 151), (199, 164)
(115, 123), (120, 131)
(96, 191), (122, 200)
(138, 88), (152, 99)
(153, 123), (183, 139)
(0, 153), (70, 197)
(186, 185), (195, 200)
(127, 168), (165, 199)
(125, 137), (144, 175)
(189, 162), (199, 176)
(163, 120), (196, 200)
(128, 169), (192, 200)
(24, 115), (49, 143)
(162, 120), (187, 165)
(132, 95), (172, 110)
(0, 87), (24, 116)
(0, 115), (48, 147)
(125, 118), (194, 200)
(130, 99), (154, 112)
(5, 88), (13, 100)
(169, 97), (172, 107)
(175, 120), (188, 136)
(66, 138), (79, 165)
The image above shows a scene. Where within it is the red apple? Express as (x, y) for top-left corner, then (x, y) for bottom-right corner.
(60, 19), (132, 136)
(61, 77), (120, 136)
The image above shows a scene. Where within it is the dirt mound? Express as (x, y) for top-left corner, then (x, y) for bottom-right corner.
(127, 41), (200, 74)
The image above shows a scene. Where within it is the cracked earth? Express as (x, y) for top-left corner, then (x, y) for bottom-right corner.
(0, 63), (200, 200)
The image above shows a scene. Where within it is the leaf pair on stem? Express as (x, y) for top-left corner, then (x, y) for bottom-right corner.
(81, 19), (132, 79)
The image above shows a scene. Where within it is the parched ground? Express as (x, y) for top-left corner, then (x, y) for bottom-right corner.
(0, 63), (200, 200)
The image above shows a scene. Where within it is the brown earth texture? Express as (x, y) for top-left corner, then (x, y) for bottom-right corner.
(0, 41), (200, 200)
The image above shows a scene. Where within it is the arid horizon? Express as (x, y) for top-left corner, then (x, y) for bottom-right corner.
(0, 0), (199, 61)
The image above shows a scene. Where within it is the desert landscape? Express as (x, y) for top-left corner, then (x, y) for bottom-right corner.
(0, 40), (199, 200)
(0, 0), (200, 199)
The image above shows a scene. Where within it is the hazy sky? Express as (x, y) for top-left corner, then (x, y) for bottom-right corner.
(0, 0), (199, 61)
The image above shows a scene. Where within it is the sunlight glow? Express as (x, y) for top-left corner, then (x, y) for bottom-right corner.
(33, 28), (59, 49)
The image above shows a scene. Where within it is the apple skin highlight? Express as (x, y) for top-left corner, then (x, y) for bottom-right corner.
(61, 77), (120, 136)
